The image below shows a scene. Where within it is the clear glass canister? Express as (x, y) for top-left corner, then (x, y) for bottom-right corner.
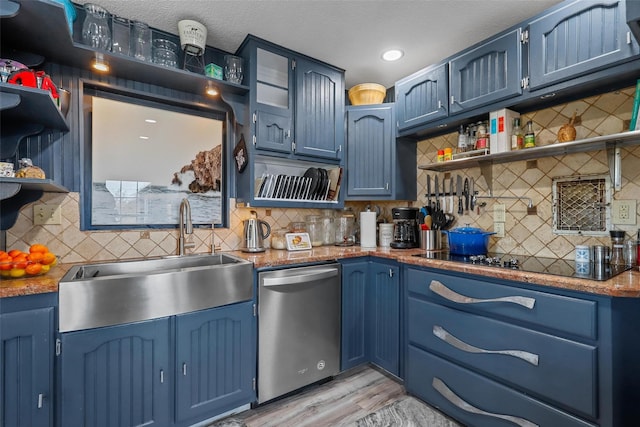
(270, 228), (288, 250)
(82, 3), (112, 51)
(335, 208), (355, 246)
(624, 240), (637, 266)
(610, 230), (626, 265)
(321, 211), (335, 245)
(305, 215), (324, 247)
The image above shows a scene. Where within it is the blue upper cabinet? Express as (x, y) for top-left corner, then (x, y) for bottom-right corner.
(395, 63), (448, 131)
(346, 104), (394, 199)
(294, 57), (344, 160)
(528, 0), (639, 91)
(449, 28), (523, 114)
(240, 35), (345, 161)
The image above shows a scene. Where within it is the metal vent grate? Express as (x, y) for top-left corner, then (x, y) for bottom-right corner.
(553, 175), (610, 235)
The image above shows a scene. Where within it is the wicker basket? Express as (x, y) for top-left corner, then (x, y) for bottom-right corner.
(348, 83), (386, 105)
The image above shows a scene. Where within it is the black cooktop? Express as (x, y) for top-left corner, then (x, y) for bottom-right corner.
(413, 252), (632, 281)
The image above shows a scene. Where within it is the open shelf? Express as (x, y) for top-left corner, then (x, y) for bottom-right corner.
(0, 0), (249, 97)
(0, 83), (68, 130)
(419, 130), (640, 172)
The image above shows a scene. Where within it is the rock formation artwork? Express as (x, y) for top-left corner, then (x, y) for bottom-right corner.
(172, 145), (222, 193)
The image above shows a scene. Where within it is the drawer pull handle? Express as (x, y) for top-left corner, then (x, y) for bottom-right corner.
(429, 280), (536, 309)
(432, 377), (539, 427)
(433, 325), (539, 366)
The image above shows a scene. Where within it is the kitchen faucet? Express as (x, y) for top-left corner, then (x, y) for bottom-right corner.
(178, 198), (195, 255)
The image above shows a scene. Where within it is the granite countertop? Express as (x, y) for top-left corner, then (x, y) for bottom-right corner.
(3, 247), (640, 299)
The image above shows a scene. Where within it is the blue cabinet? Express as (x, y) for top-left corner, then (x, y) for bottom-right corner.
(367, 261), (400, 375)
(346, 104), (416, 200)
(528, 0), (639, 91)
(395, 63), (448, 131)
(341, 260), (368, 370)
(239, 35), (345, 161)
(175, 302), (255, 426)
(449, 28), (523, 114)
(59, 318), (171, 427)
(340, 259), (400, 376)
(1, 304), (54, 427)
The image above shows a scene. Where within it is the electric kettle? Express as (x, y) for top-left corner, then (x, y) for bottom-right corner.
(242, 210), (271, 252)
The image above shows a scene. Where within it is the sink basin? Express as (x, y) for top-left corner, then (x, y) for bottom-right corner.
(59, 254), (253, 332)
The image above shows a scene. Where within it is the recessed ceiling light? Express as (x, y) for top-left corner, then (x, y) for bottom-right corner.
(205, 82), (219, 97)
(382, 49), (404, 62)
(145, 119), (157, 124)
(139, 136), (149, 140)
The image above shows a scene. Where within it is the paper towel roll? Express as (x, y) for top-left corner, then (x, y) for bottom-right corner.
(360, 211), (377, 248)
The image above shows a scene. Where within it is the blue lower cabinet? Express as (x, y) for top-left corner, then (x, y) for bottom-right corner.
(59, 318), (171, 427)
(368, 262), (400, 375)
(341, 260), (369, 370)
(341, 259), (400, 376)
(1, 306), (54, 427)
(406, 346), (596, 427)
(175, 302), (255, 426)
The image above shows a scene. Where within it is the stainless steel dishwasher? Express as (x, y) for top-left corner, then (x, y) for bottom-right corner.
(257, 263), (341, 403)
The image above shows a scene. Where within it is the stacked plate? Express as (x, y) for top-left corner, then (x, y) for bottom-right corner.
(255, 167), (332, 201)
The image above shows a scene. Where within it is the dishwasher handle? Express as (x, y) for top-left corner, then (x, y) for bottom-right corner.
(262, 268), (339, 287)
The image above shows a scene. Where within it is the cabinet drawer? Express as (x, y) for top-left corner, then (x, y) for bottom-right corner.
(406, 346), (597, 427)
(406, 267), (597, 339)
(408, 298), (597, 418)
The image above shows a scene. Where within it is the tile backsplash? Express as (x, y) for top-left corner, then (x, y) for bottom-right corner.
(6, 86), (640, 263)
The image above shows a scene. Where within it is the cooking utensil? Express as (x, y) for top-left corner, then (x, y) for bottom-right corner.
(444, 226), (496, 255)
(426, 175), (431, 209)
(435, 175), (440, 211)
(463, 178), (469, 212)
(470, 178), (475, 211)
(456, 175), (463, 215)
(449, 177), (454, 214)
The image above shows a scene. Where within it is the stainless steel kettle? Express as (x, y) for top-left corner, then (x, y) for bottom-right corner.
(242, 211), (271, 253)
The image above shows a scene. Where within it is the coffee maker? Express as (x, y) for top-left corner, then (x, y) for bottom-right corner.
(390, 207), (419, 249)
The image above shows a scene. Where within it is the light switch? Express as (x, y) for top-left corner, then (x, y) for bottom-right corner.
(33, 204), (62, 225)
(494, 204), (506, 223)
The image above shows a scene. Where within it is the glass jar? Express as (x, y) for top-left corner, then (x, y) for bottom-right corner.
(131, 21), (152, 61)
(224, 55), (244, 84)
(624, 240), (637, 266)
(289, 221), (306, 233)
(335, 208), (356, 246)
(305, 215), (324, 247)
(270, 228), (288, 250)
(152, 38), (178, 68)
(610, 230), (626, 265)
(82, 3), (111, 51)
(321, 211), (335, 245)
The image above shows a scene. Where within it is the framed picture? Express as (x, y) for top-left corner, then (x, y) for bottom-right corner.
(285, 233), (312, 251)
(85, 90), (226, 229)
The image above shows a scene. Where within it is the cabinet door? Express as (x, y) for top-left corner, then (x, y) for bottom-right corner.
(254, 47), (294, 153)
(449, 28), (523, 113)
(59, 319), (171, 427)
(1, 308), (53, 427)
(346, 104), (393, 198)
(175, 302), (255, 424)
(294, 57), (345, 160)
(341, 261), (369, 370)
(368, 262), (400, 376)
(396, 63), (448, 131)
(529, 0), (638, 90)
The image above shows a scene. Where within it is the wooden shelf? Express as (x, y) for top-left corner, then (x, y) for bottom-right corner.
(0, 0), (249, 97)
(419, 130), (640, 172)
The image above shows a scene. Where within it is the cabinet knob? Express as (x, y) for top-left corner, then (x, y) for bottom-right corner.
(38, 393), (44, 409)
(160, 369), (164, 383)
(183, 363), (188, 376)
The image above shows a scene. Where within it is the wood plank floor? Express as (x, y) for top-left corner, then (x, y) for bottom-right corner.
(210, 365), (461, 427)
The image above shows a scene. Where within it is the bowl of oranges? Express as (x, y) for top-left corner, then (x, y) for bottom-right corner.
(0, 244), (57, 279)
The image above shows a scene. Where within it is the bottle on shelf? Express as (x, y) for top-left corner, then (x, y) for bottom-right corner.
(444, 147), (453, 161)
(524, 120), (536, 148)
(457, 125), (467, 153)
(511, 118), (524, 150)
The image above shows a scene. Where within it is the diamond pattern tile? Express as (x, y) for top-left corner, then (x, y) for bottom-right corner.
(5, 86), (640, 262)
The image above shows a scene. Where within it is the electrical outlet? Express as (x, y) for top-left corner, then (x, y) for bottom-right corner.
(33, 204), (61, 225)
(612, 200), (637, 225)
(494, 204), (506, 223)
(494, 222), (505, 238)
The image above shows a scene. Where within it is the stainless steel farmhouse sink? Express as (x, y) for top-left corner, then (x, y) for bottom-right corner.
(59, 253), (253, 332)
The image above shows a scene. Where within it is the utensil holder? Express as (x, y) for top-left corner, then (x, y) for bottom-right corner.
(420, 230), (442, 251)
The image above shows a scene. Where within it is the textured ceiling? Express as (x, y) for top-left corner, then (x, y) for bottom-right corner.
(75, 0), (562, 89)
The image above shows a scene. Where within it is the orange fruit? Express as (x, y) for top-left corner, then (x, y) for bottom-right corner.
(27, 252), (44, 263)
(8, 249), (24, 258)
(11, 255), (28, 270)
(25, 263), (43, 275)
(29, 244), (49, 254)
(41, 252), (56, 266)
(0, 262), (12, 271)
